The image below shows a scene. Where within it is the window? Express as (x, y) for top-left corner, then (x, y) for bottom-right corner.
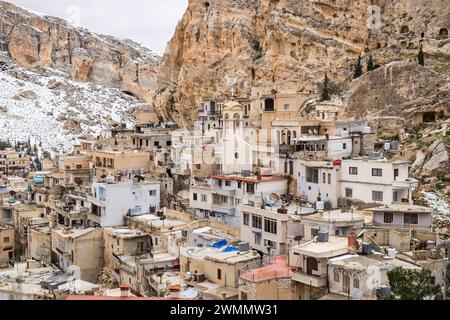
(246, 183), (255, 194)
(225, 180), (231, 187)
(254, 233), (262, 245)
(243, 213), (250, 226)
(353, 275), (360, 289)
(372, 191), (384, 202)
(323, 172), (327, 184)
(404, 213), (418, 225)
(393, 191), (398, 202)
(349, 167), (358, 175)
(394, 169), (399, 179)
(252, 215), (262, 229)
(283, 104), (290, 110)
(201, 195), (208, 202)
(3, 237), (10, 243)
(306, 168), (319, 184)
(264, 218), (277, 235)
(343, 143), (347, 150)
(238, 181), (242, 189)
(372, 168), (383, 177)
(193, 193), (198, 201)
(217, 269), (222, 280)
(264, 239), (277, 249)
(384, 212), (394, 224)
(334, 269), (340, 282)
(328, 173), (332, 185)
(149, 190), (157, 196)
(345, 188), (353, 198)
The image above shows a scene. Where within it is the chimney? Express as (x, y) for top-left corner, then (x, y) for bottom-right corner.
(120, 284), (130, 297)
(348, 232), (358, 249)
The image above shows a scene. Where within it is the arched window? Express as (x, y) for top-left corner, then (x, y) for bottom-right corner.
(281, 130), (286, 145)
(343, 271), (351, 294)
(334, 268), (340, 282)
(353, 274), (360, 289)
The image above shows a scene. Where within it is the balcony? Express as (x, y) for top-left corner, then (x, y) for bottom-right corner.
(87, 212), (101, 225)
(392, 179), (419, 189)
(212, 188), (236, 197)
(211, 204), (236, 216)
(292, 272), (327, 288)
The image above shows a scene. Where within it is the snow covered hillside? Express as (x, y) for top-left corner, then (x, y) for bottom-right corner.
(0, 55), (146, 154)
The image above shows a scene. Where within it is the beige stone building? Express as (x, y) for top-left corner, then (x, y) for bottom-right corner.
(0, 225), (14, 266)
(51, 228), (103, 283)
(27, 225), (51, 266)
(0, 149), (30, 176)
(90, 149), (150, 178)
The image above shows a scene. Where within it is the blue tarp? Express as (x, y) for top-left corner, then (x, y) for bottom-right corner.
(223, 246), (239, 253)
(211, 239), (227, 249)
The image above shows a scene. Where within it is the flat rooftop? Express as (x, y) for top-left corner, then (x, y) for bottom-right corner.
(53, 227), (98, 239)
(292, 236), (350, 258)
(133, 214), (186, 229)
(105, 227), (146, 238)
(369, 204), (432, 213)
(212, 175), (287, 184)
(301, 210), (373, 224)
(329, 254), (421, 271)
(180, 246), (259, 264)
(240, 255), (292, 282)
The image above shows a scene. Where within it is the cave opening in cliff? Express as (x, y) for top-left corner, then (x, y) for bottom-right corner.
(439, 28), (448, 38)
(423, 112), (437, 123)
(122, 91), (137, 98)
(401, 25), (409, 34)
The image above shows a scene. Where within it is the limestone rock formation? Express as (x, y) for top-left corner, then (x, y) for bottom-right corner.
(0, 1), (160, 102)
(154, 0), (450, 126)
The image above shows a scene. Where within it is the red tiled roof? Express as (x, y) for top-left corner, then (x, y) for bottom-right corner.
(240, 255), (293, 282)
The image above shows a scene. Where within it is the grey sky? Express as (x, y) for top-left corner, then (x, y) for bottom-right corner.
(8, 0), (188, 54)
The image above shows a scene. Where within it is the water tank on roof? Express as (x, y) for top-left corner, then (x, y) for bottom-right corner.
(33, 176), (44, 185)
(238, 242), (250, 252)
(316, 201), (325, 211)
(318, 231), (329, 243)
(387, 248), (397, 258)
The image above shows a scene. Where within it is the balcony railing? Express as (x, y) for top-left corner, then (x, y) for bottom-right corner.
(292, 272), (328, 287)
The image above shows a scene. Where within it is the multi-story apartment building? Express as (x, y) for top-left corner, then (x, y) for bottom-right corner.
(0, 149), (29, 176)
(295, 157), (419, 209)
(87, 179), (160, 227)
(51, 227), (103, 283)
(90, 149), (150, 179)
(190, 173), (288, 227)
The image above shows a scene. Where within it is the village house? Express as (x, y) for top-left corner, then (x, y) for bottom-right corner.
(87, 178), (160, 227)
(179, 246), (261, 300)
(51, 227), (103, 283)
(0, 225), (14, 267)
(327, 254), (420, 300)
(0, 149), (29, 176)
(339, 158), (418, 207)
(239, 255), (296, 300)
(27, 225), (51, 266)
(289, 234), (350, 300)
(89, 149), (150, 179)
(190, 173), (289, 227)
(51, 190), (90, 228)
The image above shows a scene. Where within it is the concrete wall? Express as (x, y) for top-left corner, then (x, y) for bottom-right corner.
(27, 228), (51, 265)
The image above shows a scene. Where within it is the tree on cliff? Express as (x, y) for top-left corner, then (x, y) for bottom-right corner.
(367, 55), (375, 72)
(320, 74), (331, 101)
(387, 268), (440, 300)
(418, 45), (425, 66)
(353, 55), (363, 79)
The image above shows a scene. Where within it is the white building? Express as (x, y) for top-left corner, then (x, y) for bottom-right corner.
(295, 158), (418, 209)
(87, 179), (160, 227)
(189, 173), (289, 227)
(339, 158), (418, 206)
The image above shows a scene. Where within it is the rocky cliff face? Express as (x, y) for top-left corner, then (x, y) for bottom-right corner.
(154, 0), (450, 127)
(0, 1), (160, 102)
